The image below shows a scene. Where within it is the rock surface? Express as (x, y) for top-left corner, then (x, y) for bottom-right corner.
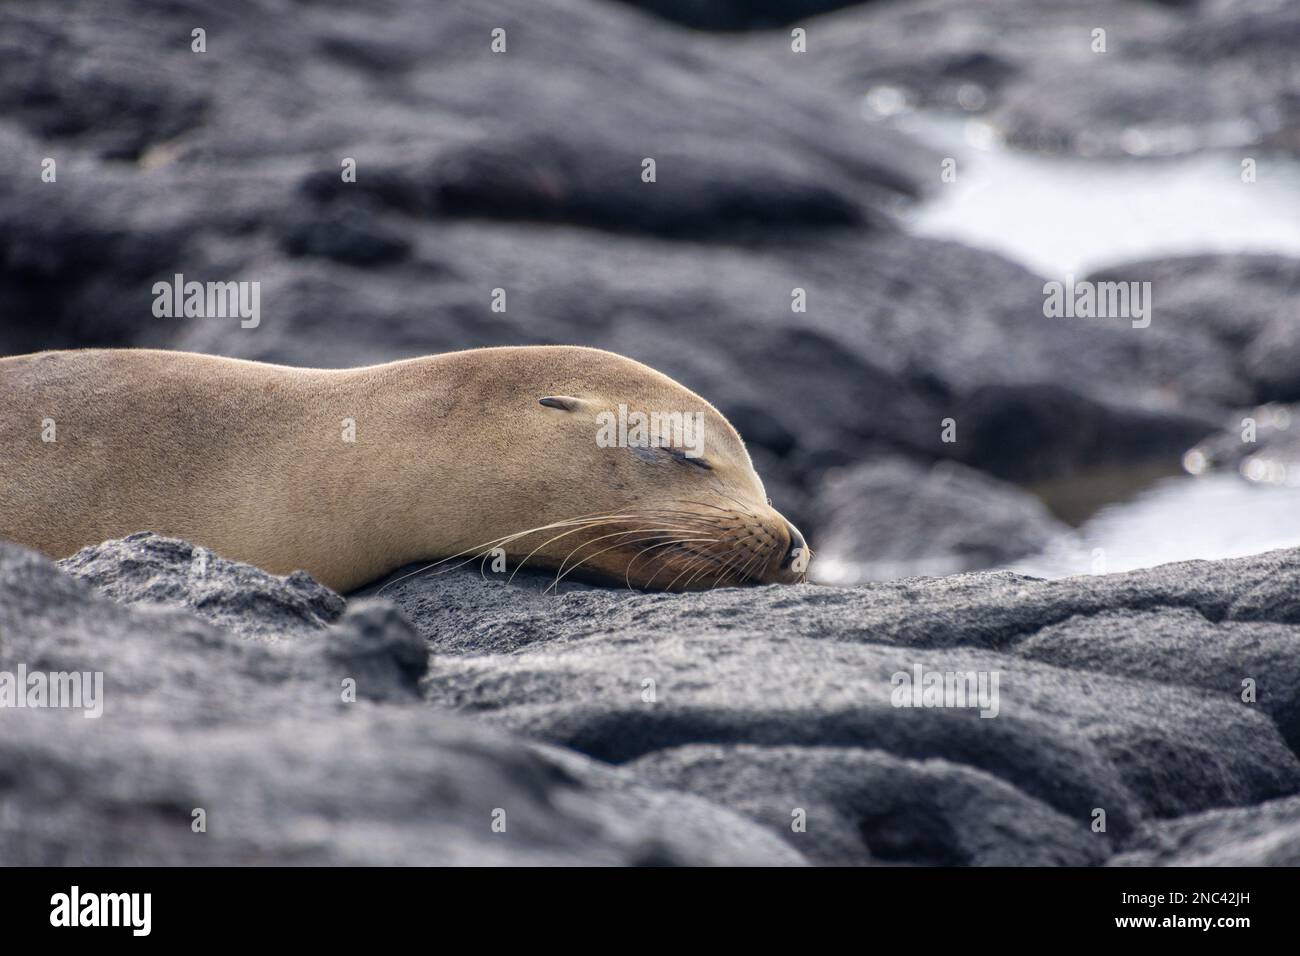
(1, 538), (800, 865)
(1084, 255), (1300, 404)
(810, 456), (1073, 582)
(1112, 795), (1300, 867)
(733, 0), (1300, 158)
(2, 532), (1297, 865)
(630, 745), (1107, 866)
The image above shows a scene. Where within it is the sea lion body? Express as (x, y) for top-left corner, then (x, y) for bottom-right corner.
(0, 347), (808, 592)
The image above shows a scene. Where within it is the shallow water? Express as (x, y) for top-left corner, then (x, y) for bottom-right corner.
(862, 108), (1300, 579)
(1010, 473), (1300, 579)
(890, 112), (1300, 276)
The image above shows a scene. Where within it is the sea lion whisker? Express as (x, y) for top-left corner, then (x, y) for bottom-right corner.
(721, 529), (773, 582)
(634, 551), (679, 591)
(546, 532), (717, 594)
(623, 536), (723, 590)
(641, 544), (712, 590)
(537, 525), (702, 587)
(450, 515), (696, 590)
(639, 523), (774, 590)
(686, 554), (734, 590)
(647, 539), (731, 588)
(731, 543), (770, 586)
(623, 520), (728, 545)
(693, 542), (744, 590)
(376, 513), (637, 593)
(709, 547), (752, 590)
(637, 505), (725, 520)
(691, 532), (763, 590)
(672, 495), (731, 516)
(501, 520), (681, 587)
(665, 553), (724, 591)
(613, 508), (731, 533)
(666, 537), (749, 590)
(710, 487), (760, 520)
(510, 520), (703, 586)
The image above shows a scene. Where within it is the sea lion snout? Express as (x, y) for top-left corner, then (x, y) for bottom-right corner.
(745, 514), (810, 586)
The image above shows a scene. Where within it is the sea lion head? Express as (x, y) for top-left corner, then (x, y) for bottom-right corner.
(457, 347), (811, 591)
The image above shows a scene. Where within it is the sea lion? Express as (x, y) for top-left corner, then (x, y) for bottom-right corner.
(0, 346), (810, 592)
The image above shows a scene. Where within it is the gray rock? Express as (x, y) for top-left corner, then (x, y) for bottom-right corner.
(57, 532), (345, 641)
(1085, 255), (1300, 403)
(381, 541), (1300, 653)
(10, 532), (1300, 864)
(1017, 608), (1300, 753)
(0, 0), (927, 368)
(1112, 795), (1300, 866)
(809, 456), (1072, 582)
(1, 706), (803, 866)
(0, 538), (801, 865)
(419, 621), (1298, 835)
(733, 0), (1300, 158)
(629, 744), (1110, 865)
(389, 546), (1300, 861)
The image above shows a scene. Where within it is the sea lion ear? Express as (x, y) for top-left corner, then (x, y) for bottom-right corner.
(538, 396), (582, 411)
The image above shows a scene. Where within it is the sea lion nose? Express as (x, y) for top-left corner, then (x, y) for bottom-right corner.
(781, 520), (808, 571)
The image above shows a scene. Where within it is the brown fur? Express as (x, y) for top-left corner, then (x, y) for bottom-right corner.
(0, 346), (807, 592)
